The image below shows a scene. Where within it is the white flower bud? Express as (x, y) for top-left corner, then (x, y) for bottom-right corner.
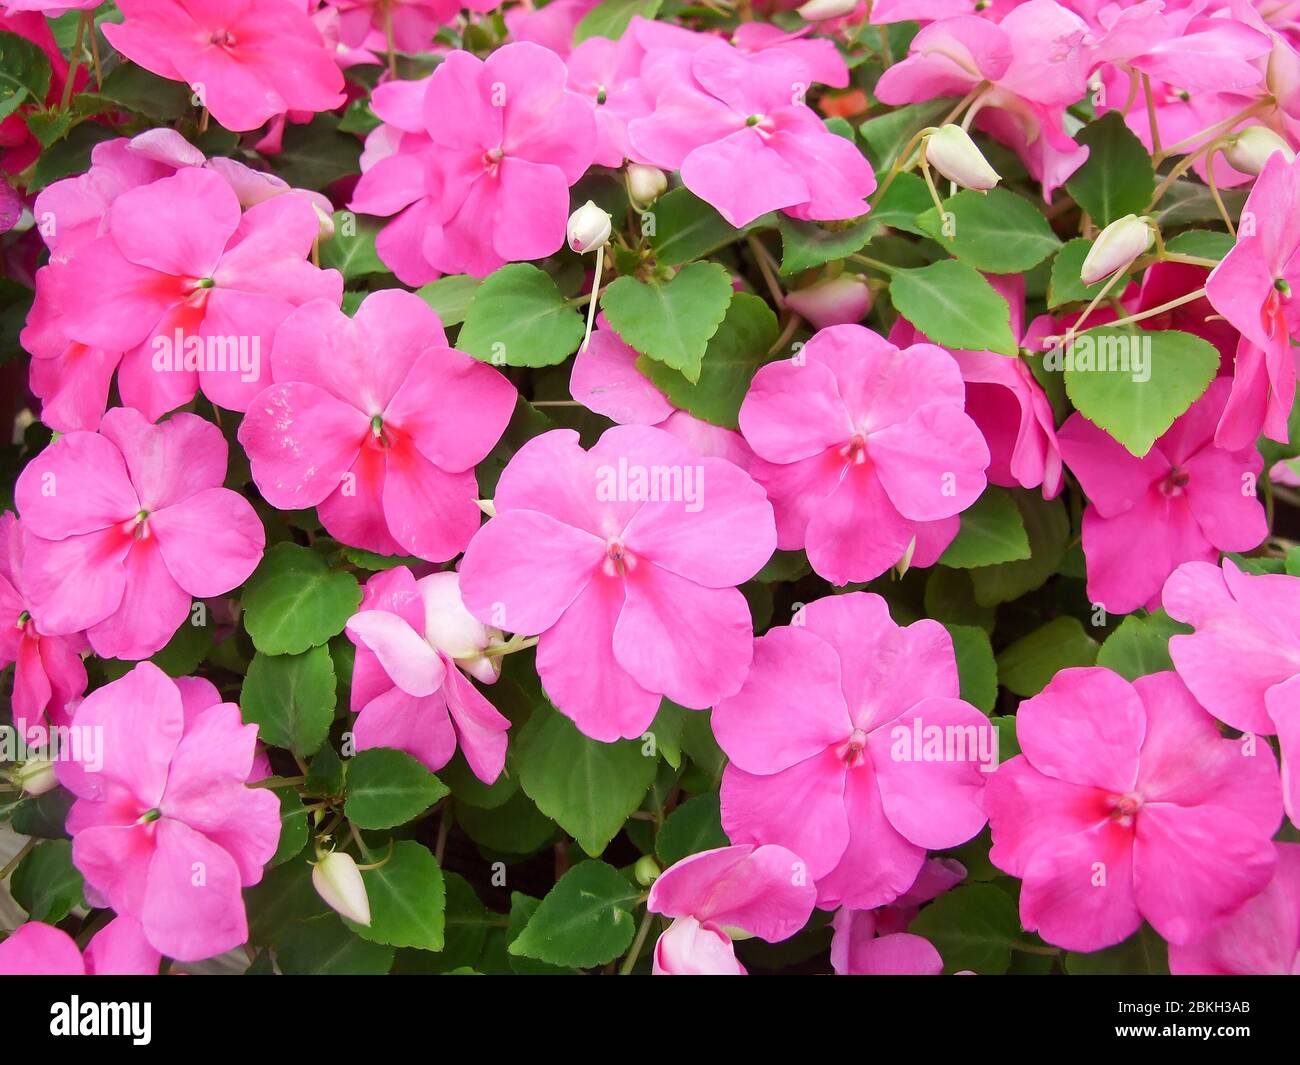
(567, 200), (612, 254)
(1080, 214), (1155, 285)
(923, 125), (1001, 191)
(312, 851), (371, 927)
(626, 163), (668, 206)
(798, 0), (858, 19)
(12, 755), (57, 797)
(1223, 126), (1295, 177)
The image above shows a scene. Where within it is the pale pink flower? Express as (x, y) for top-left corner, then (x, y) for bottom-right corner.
(0, 917), (159, 976)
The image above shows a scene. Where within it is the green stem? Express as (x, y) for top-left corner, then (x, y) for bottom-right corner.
(619, 908), (656, 975)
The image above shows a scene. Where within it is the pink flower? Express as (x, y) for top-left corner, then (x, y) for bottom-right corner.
(503, 0), (599, 57)
(985, 667), (1282, 952)
(15, 407), (265, 661)
(646, 844), (817, 974)
(829, 910), (943, 975)
(46, 166), (341, 419)
(715, 592), (991, 910)
(627, 41), (875, 226)
(566, 32), (653, 167)
(104, 0), (346, 133)
(459, 424), (776, 742)
(58, 663), (281, 962)
(346, 567), (510, 783)
(0, 512), (87, 739)
(329, 0), (499, 52)
(1169, 843), (1300, 975)
(0, 917), (159, 976)
(1163, 557), (1300, 826)
(1206, 151), (1300, 372)
(239, 289), (515, 562)
(1057, 379), (1267, 614)
(350, 42), (596, 279)
(738, 324), (989, 585)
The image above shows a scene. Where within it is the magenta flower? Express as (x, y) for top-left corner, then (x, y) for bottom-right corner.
(566, 32), (652, 168)
(1163, 557), (1300, 826)
(58, 663), (281, 962)
(646, 844), (817, 975)
(829, 910), (943, 976)
(459, 424), (776, 742)
(350, 42), (596, 279)
(0, 918), (159, 976)
(104, 0), (346, 133)
(239, 290), (515, 562)
(986, 667), (1282, 952)
(15, 407), (264, 661)
(329, 0), (500, 53)
(627, 41), (875, 227)
(48, 166), (341, 418)
(0, 512), (87, 740)
(738, 324), (989, 585)
(346, 567), (510, 784)
(1168, 843), (1300, 975)
(715, 592), (991, 910)
(1057, 379), (1267, 614)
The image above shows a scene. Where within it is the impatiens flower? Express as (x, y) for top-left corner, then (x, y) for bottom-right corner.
(646, 844), (817, 974)
(829, 909), (943, 976)
(47, 166), (342, 418)
(58, 663), (281, 962)
(0, 918), (160, 976)
(628, 41), (875, 227)
(15, 407), (265, 661)
(0, 512), (87, 739)
(1206, 152), (1300, 359)
(346, 567), (510, 783)
(1057, 379), (1267, 614)
(985, 667), (1282, 952)
(330, 0), (500, 53)
(350, 42), (596, 279)
(1168, 843), (1300, 975)
(1163, 557), (1300, 825)
(239, 290), (515, 562)
(104, 0), (346, 133)
(739, 324), (989, 585)
(459, 424), (776, 741)
(715, 592), (991, 910)
(566, 31), (652, 167)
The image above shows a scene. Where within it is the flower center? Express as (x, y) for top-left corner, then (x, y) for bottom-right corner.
(837, 727), (869, 767)
(124, 510), (151, 540)
(137, 807), (162, 824)
(602, 538), (636, 577)
(209, 30), (236, 48)
(483, 147), (504, 174)
(16, 609), (30, 631)
(1108, 791), (1143, 824)
(1159, 466), (1190, 496)
(595, 86), (607, 105)
(841, 432), (869, 465)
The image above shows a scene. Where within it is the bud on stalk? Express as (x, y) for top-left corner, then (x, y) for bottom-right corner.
(922, 125), (1001, 191)
(312, 851), (372, 927)
(1222, 126), (1295, 176)
(784, 275), (872, 328)
(568, 201), (613, 352)
(1080, 214), (1155, 285)
(797, 0), (858, 20)
(626, 164), (668, 206)
(11, 755), (57, 797)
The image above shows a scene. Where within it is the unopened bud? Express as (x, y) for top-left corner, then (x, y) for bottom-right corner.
(1222, 126), (1295, 176)
(312, 851), (371, 926)
(784, 275), (872, 328)
(626, 164), (667, 206)
(1080, 214), (1154, 285)
(923, 125), (1001, 191)
(11, 755), (57, 797)
(634, 854), (661, 887)
(567, 200), (612, 254)
(797, 0), (858, 20)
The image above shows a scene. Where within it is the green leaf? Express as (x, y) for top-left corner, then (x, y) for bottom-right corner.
(456, 263), (585, 367)
(344, 748), (449, 830)
(1065, 112), (1155, 227)
(245, 857), (330, 946)
(276, 915), (394, 974)
(996, 616), (1099, 697)
(455, 788), (556, 855)
(600, 262), (734, 383)
(778, 215), (873, 275)
(1096, 610), (1191, 680)
(1065, 923), (1170, 975)
(649, 187), (751, 267)
(241, 646), (336, 758)
(858, 98), (952, 171)
(939, 487), (1031, 568)
(867, 172), (932, 236)
(10, 839), (83, 923)
(24, 109), (77, 148)
(79, 61), (190, 121)
(344, 840), (446, 951)
(889, 259), (1017, 355)
(0, 31), (51, 122)
(508, 860), (640, 968)
(1164, 228), (1234, 262)
(656, 794), (728, 866)
(1061, 328), (1219, 456)
(945, 624), (998, 714)
(574, 0), (662, 42)
(242, 542), (361, 655)
(29, 123), (117, 192)
(515, 703), (658, 856)
(505, 893), (574, 974)
(270, 787), (310, 867)
(916, 188), (1061, 273)
(415, 275), (481, 327)
(270, 115), (361, 191)
(9, 789), (73, 840)
(305, 743), (346, 798)
(1047, 237), (1108, 307)
(634, 292), (777, 429)
(908, 883), (1021, 975)
(971, 491), (1070, 606)
(320, 212), (387, 280)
